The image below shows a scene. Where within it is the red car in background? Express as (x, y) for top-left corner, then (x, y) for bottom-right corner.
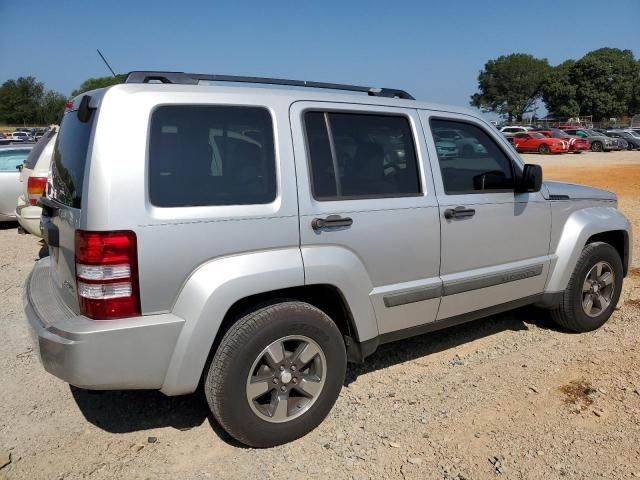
(537, 129), (590, 153)
(511, 132), (569, 154)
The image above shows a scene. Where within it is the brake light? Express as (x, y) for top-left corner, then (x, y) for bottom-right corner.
(75, 230), (140, 320)
(27, 177), (47, 206)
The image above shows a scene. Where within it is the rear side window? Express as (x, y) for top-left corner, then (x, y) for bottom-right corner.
(50, 113), (95, 208)
(0, 149), (30, 171)
(24, 129), (56, 169)
(304, 111), (421, 200)
(148, 105), (277, 207)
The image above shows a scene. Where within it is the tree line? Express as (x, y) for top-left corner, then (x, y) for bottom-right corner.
(0, 75), (124, 125)
(472, 48), (640, 122)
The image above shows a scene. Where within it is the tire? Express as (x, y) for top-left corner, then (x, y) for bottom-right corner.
(204, 301), (346, 447)
(538, 143), (551, 154)
(591, 141), (603, 152)
(550, 242), (623, 332)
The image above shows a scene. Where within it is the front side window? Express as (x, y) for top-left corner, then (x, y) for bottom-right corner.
(430, 119), (515, 195)
(304, 111), (421, 200)
(149, 105), (277, 207)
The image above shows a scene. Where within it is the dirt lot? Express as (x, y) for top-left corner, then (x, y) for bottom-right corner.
(1, 151), (639, 480)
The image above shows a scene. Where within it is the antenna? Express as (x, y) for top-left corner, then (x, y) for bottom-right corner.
(96, 49), (116, 77)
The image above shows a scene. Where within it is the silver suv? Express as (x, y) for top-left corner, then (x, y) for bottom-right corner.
(24, 71), (633, 447)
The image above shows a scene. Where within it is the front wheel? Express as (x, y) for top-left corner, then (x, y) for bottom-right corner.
(204, 301), (346, 447)
(550, 242), (623, 332)
(538, 143), (551, 154)
(591, 141), (603, 152)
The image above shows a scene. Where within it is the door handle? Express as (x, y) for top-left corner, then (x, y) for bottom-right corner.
(311, 215), (353, 230)
(444, 206), (476, 220)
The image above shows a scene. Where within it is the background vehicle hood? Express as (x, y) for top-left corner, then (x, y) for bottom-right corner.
(543, 181), (617, 201)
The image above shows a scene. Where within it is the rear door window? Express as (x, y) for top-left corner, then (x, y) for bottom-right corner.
(50, 112), (95, 208)
(304, 111), (421, 200)
(148, 105), (277, 207)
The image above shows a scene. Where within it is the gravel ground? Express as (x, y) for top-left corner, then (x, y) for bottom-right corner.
(1, 151), (639, 480)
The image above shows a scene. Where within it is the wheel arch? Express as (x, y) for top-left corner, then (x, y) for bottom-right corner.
(546, 207), (632, 293)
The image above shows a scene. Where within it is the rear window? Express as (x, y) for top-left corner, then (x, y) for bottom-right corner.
(148, 105), (277, 207)
(23, 129), (56, 169)
(0, 149), (30, 171)
(50, 112), (95, 208)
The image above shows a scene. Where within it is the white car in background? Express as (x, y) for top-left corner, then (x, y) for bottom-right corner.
(0, 145), (33, 222)
(16, 127), (58, 236)
(499, 126), (532, 135)
(10, 131), (34, 142)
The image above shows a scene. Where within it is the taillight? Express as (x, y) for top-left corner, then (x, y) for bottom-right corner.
(27, 177), (47, 206)
(75, 230), (140, 320)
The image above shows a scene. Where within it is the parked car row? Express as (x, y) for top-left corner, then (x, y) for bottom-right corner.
(497, 125), (640, 154)
(0, 127), (51, 145)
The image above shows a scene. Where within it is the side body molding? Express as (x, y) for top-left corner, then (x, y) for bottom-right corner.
(161, 248), (304, 395)
(302, 246), (379, 342)
(546, 206), (632, 293)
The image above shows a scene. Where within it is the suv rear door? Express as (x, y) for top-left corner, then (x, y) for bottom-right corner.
(291, 102), (441, 337)
(44, 108), (96, 313)
(420, 111), (552, 320)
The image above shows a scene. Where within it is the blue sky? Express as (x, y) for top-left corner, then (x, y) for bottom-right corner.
(2, 0), (639, 114)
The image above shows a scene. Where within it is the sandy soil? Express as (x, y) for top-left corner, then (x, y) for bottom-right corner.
(1, 150), (639, 480)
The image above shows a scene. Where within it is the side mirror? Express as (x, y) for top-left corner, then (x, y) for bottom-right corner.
(518, 164), (542, 193)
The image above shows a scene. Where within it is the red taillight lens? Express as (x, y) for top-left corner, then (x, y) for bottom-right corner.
(75, 230), (140, 320)
(27, 177), (47, 206)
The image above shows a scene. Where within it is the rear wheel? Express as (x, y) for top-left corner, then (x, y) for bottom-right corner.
(550, 242), (623, 332)
(204, 301), (346, 447)
(591, 141), (603, 152)
(538, 143), (551, 154)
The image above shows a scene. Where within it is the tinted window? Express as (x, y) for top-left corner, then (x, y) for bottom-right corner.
(431, 119), (514, 195)
(304, 112), (420, 200)
(24, 129), (56, 169)
(50, 112), (95, 208)
(149, 106), (276, 207)
(0, 149), (30, 171)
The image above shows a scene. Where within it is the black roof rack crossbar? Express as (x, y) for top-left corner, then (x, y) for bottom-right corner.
(124, 71), (415, 100)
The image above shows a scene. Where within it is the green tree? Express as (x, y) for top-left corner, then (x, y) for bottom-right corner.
(541, 60), (580, 118)
(0, 76), (45, 124)
(470, 54), (550, 122)
(38, 90), (67, 124)
(71, 74), (126, 97)
(570, 48), (639, 120)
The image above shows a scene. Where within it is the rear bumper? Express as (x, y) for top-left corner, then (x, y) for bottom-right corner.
(15, 199), (43, 236)
(24, 257), (184, 390)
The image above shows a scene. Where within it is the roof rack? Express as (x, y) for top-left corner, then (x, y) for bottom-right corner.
(124, 71), (415, 100)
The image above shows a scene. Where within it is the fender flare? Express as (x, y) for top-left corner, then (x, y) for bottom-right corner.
(160, 248), (304, 395)
(545, 207), (631, 293)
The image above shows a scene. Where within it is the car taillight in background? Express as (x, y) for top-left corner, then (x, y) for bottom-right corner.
(27, 177), (47, 206)
(75, 230), (141, 320)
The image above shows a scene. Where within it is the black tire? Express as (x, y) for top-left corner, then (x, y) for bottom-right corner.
(204, 301), (346, 447)
(538, 143), (551, 154)
(591, 141), (603, 152)
(550, 242), (623, 332)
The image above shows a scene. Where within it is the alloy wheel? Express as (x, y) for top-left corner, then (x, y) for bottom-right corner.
(246, 335), (326, 423)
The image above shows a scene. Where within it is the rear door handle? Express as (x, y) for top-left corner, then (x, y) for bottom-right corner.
(311, 215), (353, 230)
(444, 206), (476, 220)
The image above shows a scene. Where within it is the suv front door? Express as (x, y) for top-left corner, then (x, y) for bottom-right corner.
(290, 102), (441, 338)
(420, 111), (552, 320)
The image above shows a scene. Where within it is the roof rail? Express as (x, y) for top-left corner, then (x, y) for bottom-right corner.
(124, 71), (415, 100)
